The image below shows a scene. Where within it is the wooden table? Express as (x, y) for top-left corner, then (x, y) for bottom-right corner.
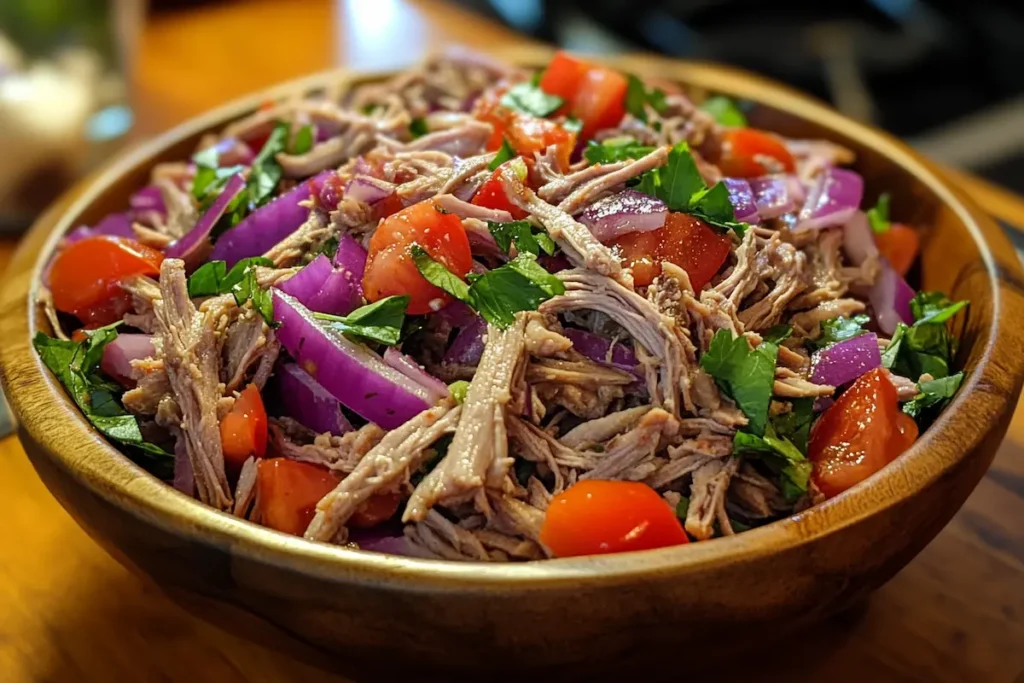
(1, 2), (1023, 681)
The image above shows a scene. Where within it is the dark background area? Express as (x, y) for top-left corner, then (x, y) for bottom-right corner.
(449, 0), (1024, 193)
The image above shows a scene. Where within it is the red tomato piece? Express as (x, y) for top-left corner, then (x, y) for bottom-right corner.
(220, 384), (269, 474)
(717, 128), (796, 178)
(362, 199), (473, 315)
(607, 213), (732, 289)
(256, 459), (341, 536)
(809, 367), (919, 499)
(540, 480), (689, 557)
(349, 490), (403, 529)
(875, 222), (919, 277)
(506, 115), (576, 172)
(472, 165), (529, 220)
(538, 51), (590, 109)
(49, 236), (163, 324)
(571, 66), (628, 140)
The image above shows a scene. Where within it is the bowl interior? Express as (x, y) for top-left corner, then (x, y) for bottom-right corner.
(3, 49), (1024, 588)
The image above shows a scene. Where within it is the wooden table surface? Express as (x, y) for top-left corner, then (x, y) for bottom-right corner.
(2, 2), (1023, 681)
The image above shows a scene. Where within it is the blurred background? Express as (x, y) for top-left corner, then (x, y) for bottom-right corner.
(2, 0), (1024, 234)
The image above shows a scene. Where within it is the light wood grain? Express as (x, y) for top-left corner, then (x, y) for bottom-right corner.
(1, 1), (1023, 681)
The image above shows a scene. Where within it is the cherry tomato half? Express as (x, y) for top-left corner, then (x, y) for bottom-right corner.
(809, 367), (919, 499)
(716, 128), (796, 178)
(540, 480), (689, 557)
(539, 51), (627, 140)
(220, 384), (269, 474)
(607, 212), (732, 289)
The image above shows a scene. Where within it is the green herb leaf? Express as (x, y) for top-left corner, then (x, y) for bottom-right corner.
(624, 74), (669, 123)
(902, 372), (964, 425)
(675, 495), (690, 521)
(311, 235), (340, 261)
(488, 138), (516, 171)
(449, 380), (470, 404)
(762, 324), (793, 345)
(187, 256), (275, 308)
(700, 330), (777, 436)
(190, 145), (245, 204)
(500, 82), (564, 118)
(806, 314), (870, 351)
(699, 96), (748, 128)
(411, 245), (472, 302)
(561, 116), (583, 135)
(772, 397), (814, 454)
(33, 330), (173, 477)
(689, 181), (748, 236)
(910, 291), (969, 326)
(583, 137), (656, 165)
(867, 193), (891, 234)
(314, 295), (410, 346)
(882, 322), (952, 380)
(487, 220), (556, 257)
(733, 423), (811, 503)
(409, 117), (429, 139)
(289, 124), (315, 155)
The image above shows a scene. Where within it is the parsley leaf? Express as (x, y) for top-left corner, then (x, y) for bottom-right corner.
(500, 82), (564, 118)
(448, 380), (470, 404)
(700, 330), (777, 436)
(187, 257), (275, 323)
(624, 74), (669, 123)
(412, 248), (565, 328)
(772, 397), (814, 454)
(488, 138), (516, 171)
(33, 328), (173, 477)
(561, 117), (583, 135)
(733, 424), (812, 503)
(867, 193), (891, 234)
(902, 372), (964, 425)
(700, 96), (748, 128)
(190, 146), (245, 205)
(762, 324), (793, 345)
(409, 117), (429, 139)
(806, 314), (870, 351)
(635, 142), (747, 236)
(583, 138), (656, 165)
(311, 235), (339, 261)
(910, 291), (969, 326)
(314, 295), (409, 346)
(289, 124), (315, 155)
(487, 220), (556, 257)
(675, 495), (690, 521)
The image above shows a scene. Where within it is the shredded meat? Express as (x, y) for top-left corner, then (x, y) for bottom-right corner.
(272, 421), (386, 472)
(379, 119), (491, 157)
(155, 177), (197, 239)
(773, 367), (835, 398)
(686, 456), (740, 540)
(737, 235), (808, 331)
(404, 317), (528, 522)
(559, 405), (651, 449)
(153, 259), (232, 510)
(790, 298), (867, 338)
(579, 408), (678, 481)
(233, 456), (259, 518)
(432, 193), (512, 222)
(886, 370), (921, 401)
(221, 308), (280, 391)
(262, 208), (330, 267)
(524, 314), (572, 358)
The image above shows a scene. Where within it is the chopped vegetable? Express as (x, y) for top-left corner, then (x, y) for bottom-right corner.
(408, 117), (428, 138)
(805, 314), (870, 351)
(274, 363), (353, 436)
(700, 330), (777, 436)
(796, 167), (864, 231)
(700, 96), (748, 127)
(624, 74), (668, 123)
(473, 161), (530, 219)
(867, 193), (891, 234)
(540, 480), (689, 557)
(100, 333), (155, 388)
(809, 333), (881, 388)
(187, 257), (274, 297)
(876, 223), (920, 277)
(733, 424), (811, 502)
(220, 384), (268, 473)
(256, 458), (341, 535)
(561, 328), (638, 372)
(762, 325), (793, 345)
(583, 138), (656, 165)
(577, 189), (669, 243)
(882, 291), (968, 381)
(809, 367), (917, 498)
(537, 51), (628, 139)
(722, 178), (759, 224)
(902, 372), (964, 426)
(314, 295), (409, 347)
(448, 380), (470, 404)
(488, 138), (516, 171)
(608, 212), (732, 289)
(289, 124), (315, 154)
(748, 175), (796, 220)
(382, 347), (450, 403)
(500, 81), (564, 118)
(869, 259), (915, 336)
(717, 128), (795, 178)
(487, 219), (556, 256)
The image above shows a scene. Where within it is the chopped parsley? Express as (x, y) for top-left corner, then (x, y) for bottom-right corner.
(409, 117), (429, 139)
(700, 96), (748, 128)
(314, 295), (410, 347)
(190, 146), (244, 206)
(902, 373), (964, 426)
(805, 314), (870, 351)
(733, 424), (812, 503)
(882, 291), (968, 382)
(500, 82), (564, 118)
(289, 124), (315, 155)
(867, 193), (891, 234)
(561, 116), (583, 135)
(700, 330), (777, 436)
(488, 138), (516, 171)
(187, 257), (276, 324)
(772, 397), (814, 454)
(909, 291), (969, 326)
(310, 235), (340, 261)
(33, 325), (173, 478)
(583, 138), (656, 165)
(635, 142), (747, 236)
(412, 247), (565, 328)
(487, 220), (556, 257)
(624, 74), (668, 123)
(762, 324), (793, 345)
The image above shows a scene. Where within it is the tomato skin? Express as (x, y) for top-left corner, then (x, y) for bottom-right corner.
(540, 480), (689, 557)
(349, 490), (402, 529)
(717, 129), (796, 178)
(257, 459), (341, 536)
(607, 213), (732, 289)
(875, 223), (919, 277)
(538, 52), (589, 111)
(220, 384), (269, 474)
(363, 200), (473, 315)
(539, 52), (627, 140)
(506, 115), (576, 171)
(49, 236), (164, 323)
(809, 367), (919, 499)
(472, 166), (529, 219)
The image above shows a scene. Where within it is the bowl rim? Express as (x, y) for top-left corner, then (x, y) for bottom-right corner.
(4, 47), (1024, 589)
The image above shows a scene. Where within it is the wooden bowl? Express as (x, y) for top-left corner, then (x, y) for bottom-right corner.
(3, 48), (1024, 681)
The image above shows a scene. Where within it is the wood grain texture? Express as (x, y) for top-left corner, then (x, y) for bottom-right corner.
(1, 1), (1023, 681)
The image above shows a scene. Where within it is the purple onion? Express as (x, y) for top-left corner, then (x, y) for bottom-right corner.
(796, 168), (864, 231)
(443, 315), (487, 366)
(100, 334), (155, 387)
(724, 178), (759, 223)
(65, 213), (136, 244)
(278, 255), (333, 304)
(273, 291), (435, 429)
(333, 234), (368, 297)
(577, 189), (668, 242)
(306, 269), (363, 316)
(810, 332), (881, 388)
(172, 441), (194, 495)
(434, 301), (478, 329)
(129, 186), (166, 215)
(345, 175), (395, 205)
(166, 173), (246, 271)
(210, 171), (330, 268)
(749, 175), (795, 219)
(870, 258), (915, 335)
(562, 328), (638, 371)
(276, 362), (353, 435)
(842, 210), (879, 267)
(382, 347), (450, 403)
(347, 527), (421, 557)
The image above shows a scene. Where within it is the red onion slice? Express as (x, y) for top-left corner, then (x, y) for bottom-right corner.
(278, 254), (333, 304)
(172, 440), (194, 495)
(382, 347), (450, 403)
(842, 210), (879, 267)
(577, 189), (668, 242)
(796, 167), (864, 231)
(562, 328), (638, 370)
(749, 175), (795, 220)
(166, 173), (246, 270)
(100, 333), (155, 387)
(275, 362), (353, 435)
(809, 332), (881, 388)
(345, 175), (395, 205)
(869, 258), (915, 335)
(723, 178), (759, 224)
(443, 315), (487, 366)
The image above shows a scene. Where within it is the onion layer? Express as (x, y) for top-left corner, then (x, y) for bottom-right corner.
(577, 189), (668, 242)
